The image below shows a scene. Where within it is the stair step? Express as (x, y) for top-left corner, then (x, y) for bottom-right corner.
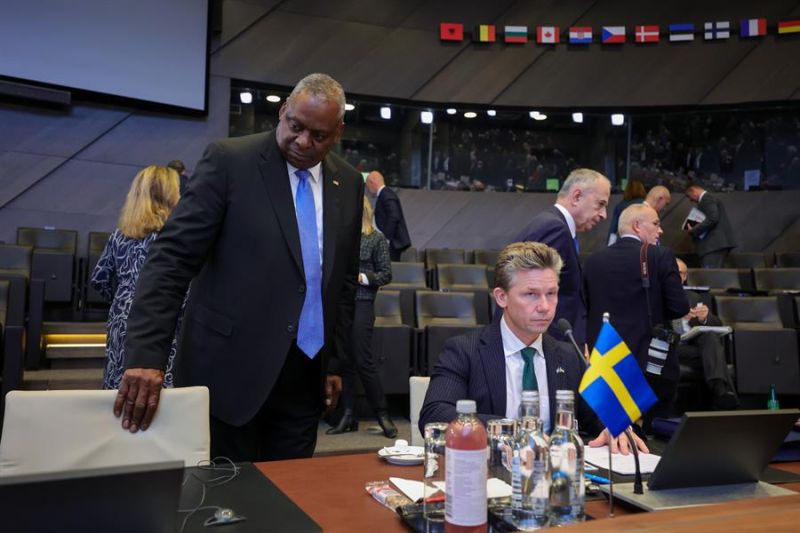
(42, 321), (106, 335)
(23, 368), (104, 390)
(46, 345), (106, 359)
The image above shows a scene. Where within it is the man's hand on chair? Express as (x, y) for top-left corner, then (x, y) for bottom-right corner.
(114, 368), (164, 433)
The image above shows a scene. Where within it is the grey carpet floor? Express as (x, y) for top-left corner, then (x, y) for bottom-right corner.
(315, 418), (413, 456)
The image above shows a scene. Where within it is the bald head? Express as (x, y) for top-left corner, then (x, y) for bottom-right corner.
(619, 204), (662, 245)
(365, 170), (385, 195)
(675, 257), (688, 284)
(645, 185), (671, 213)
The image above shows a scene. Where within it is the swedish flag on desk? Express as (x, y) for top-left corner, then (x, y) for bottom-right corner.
(579, 320), (657, 437)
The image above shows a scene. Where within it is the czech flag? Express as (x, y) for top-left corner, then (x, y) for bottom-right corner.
(601, 26), (626, 44)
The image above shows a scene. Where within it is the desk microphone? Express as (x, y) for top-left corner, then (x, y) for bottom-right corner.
(557, 319), (584, 361)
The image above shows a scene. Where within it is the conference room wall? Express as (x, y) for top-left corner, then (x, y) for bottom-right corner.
(394, 188), (800, 256)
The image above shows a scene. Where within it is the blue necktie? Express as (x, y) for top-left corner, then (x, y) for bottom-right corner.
(294, 169), (324, 358)
(521, 347), (538, 391)
(573, 237), (580, 253)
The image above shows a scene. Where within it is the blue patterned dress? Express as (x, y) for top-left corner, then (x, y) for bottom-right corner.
(90, 229), (178, 389)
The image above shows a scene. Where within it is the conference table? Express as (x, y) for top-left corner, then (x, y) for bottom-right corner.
(257, 453), (800, 532)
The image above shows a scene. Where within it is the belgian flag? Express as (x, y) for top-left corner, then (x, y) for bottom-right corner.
(474, 24), (496, 43)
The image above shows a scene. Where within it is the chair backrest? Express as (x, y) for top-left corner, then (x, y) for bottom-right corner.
(753, 268), (800, 292)
(374, 290), (403, 326)
(16, 227), (77, 254)
(425, 248), (465, 269)
(472, 249), (500, 267)
(409, 376), (431, 447)
(714, 296), (783, 329)
(386, 262), (427, 289)
(0, 280), (8, 328)
(436, 264), (489, 291)
(0, 387), (210, 477)
(416, 290), (477, 328)
(723, 252), (768, 269)
(399, 246), (419, 263)
(686, 268), (753, 292)
(88, 231), (111, 258)
(776, 252), (800, 268)
(0, 244), (32, 279)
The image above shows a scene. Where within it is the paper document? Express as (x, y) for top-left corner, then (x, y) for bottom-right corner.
(584, 446), (661, 475)
(681, 325), (732, 342)
(389, 477), (512, 502)
(682, 207), (707, 239)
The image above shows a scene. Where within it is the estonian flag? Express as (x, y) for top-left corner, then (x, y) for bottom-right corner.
(668, 23), (695, 42)
(579, 320), (658, 437)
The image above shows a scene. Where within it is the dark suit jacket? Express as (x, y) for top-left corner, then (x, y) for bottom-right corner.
(584, 237), (689, 382)
(419, 322), (601, 437)
(689, 193), (736, 255)
(374, 187), (411, 253)
(126, 131), (364, 426)
(675, 290), (723, 339)
(515, 206), (586, 346)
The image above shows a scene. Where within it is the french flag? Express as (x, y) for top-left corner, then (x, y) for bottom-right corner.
(740, 18), (766, 37)
(601, 26), (626, 44)
(569, 26), (593, 44)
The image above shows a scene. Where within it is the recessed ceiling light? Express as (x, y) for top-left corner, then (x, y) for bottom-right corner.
(446, 108), (457, 115)
(380, 106), (391, 120)
(266, 95), (281, 103)
(464, 111), (477, 119)
(239, 91), (252, 104)
(572, 112), (584, 123)
(487, 110), (496, 117)
(611, 113), (625, 126)
(345, 103), (355, 111)
(421, 111), (433, 124)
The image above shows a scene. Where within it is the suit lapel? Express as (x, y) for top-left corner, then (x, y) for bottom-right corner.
(321, 155), (341, 290)
(542, 334), (562, 431)
(258, 134), (303, 274)
(479, 323), (507, 416)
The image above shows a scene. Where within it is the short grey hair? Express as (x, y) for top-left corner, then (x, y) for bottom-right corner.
(557, 168), (609, 199)
(289, 73), (346, 120)
(494, 241), (563, 291)
(618, 203), (654, 235)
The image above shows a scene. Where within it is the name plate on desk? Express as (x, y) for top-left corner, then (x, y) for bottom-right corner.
(600, 481), (796, 512)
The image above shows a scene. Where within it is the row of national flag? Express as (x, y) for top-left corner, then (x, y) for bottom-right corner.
(440, 18), (800, 44)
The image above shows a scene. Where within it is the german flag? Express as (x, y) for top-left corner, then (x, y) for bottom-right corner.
(778, 19), (800, 34)
(474, 24), (496, 43)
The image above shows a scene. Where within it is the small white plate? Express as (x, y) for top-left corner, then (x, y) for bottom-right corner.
(378, 446), (425, 466)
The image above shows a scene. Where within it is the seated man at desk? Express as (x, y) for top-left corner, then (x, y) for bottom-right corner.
(419, 241), (647, 453)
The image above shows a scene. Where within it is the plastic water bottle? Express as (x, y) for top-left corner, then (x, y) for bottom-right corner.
(511, 391), (550, 530)
(445, 399), (488, 533)
(548, 390), (585, 525)
(767, 384), (780, 410)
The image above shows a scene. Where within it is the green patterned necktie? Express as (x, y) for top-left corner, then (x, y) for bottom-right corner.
(521, 347), (538, 391)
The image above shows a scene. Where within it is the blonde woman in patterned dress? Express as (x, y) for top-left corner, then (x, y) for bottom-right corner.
(91, 165), (181, 389)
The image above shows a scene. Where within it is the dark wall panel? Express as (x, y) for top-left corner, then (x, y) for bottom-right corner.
(0, 152), (65, 208)
(212, 0), (275, 53)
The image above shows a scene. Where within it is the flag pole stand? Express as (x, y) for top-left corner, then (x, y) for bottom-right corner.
(607, 442), (615, 518)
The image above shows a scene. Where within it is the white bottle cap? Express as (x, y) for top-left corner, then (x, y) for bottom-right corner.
(521, 390), (539, 402)
(456, 399), (477, 414)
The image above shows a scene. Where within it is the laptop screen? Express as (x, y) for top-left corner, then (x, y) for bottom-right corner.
(648, 409), (800, 490)
(0, 460), (184, 533)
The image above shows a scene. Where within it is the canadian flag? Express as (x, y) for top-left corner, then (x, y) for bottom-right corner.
(536, 26), (560, 44)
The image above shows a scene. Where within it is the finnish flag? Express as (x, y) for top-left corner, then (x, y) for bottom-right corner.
(704, 21), (730, 40)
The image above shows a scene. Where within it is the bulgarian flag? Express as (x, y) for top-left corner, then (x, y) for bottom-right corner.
(504, 25), (528, 43)
(475, 24), (496, 42)
(778, 19), (800, 34)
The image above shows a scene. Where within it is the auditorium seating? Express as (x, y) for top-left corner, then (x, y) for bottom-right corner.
(0, 245), (32, 329)
(723, 252), (769, 269)
(472, 249), (500, 267)
(714, 295), (800, 396)
(776, 252), (800, 268)
(383, 262), (426, 326)
(0, 281), (25, 404)
(16, 227), (78, 306)
(416, 290), (480, 374)
(435, 264), (491, 324)
(399, 246), (421, 263)
(424, 248), (465, 269)
(371, 290), (414, 395)
(82, 231), (111, 314)
(753, 268), (800, 293)
(686, 268), (755, 297)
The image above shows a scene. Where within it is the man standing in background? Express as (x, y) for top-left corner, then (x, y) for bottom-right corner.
(644, 185), (672, 214)
(366, 170), (411, 261)
(684, 182), (736, 268)
(167, 160), (189, 195)
(514, 168), (611, 348)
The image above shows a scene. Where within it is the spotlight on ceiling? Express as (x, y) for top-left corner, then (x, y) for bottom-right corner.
(529, 111), (547, 121)
(611, 113), (625, 126)
(446, 108), (457, 115)
(421, 111), (433, 124)
(345, 103), (355, 111)
(380, 106), (391, 120)
(487, 110), (496, 117)
(266, 95), (281, 103)
(464, 111), (477, 119)
(572, 112), (584, 124)
(239, 91), (252, 104)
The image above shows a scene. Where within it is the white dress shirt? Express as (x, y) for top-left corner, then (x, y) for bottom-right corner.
(287, 162), (324, 265)
(553, 203), (577, 240)
(501, 316), (551, 433)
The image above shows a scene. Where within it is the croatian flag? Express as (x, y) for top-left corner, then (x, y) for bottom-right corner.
(704, 21), (731, 40)
(601, 26), (625, 44)
(740, 18), (766, 37)
(569, 26), (593, 44)
(635, 25), (659, 43)
(669, 23), (695, 42)
(536, 25), (560, 44)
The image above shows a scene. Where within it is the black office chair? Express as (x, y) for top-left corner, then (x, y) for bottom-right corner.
(383, 262), (427, 327)
(714, 295), (800, 396)
(686, 268), (755, 300)
(0, 280), (25, 403)
(398, 246), (419, 263)
(416, 290), (480, 375)
(0, 244), (32, 328)
(776, 252), (800, 268)
(472, 249), (500, 267)
(371, 290), (414, 394)
(435, 264), (491, 324)
(425, 248), (465, 270)
(753, 268), (800, 294)
(16, 227), (78, 306)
